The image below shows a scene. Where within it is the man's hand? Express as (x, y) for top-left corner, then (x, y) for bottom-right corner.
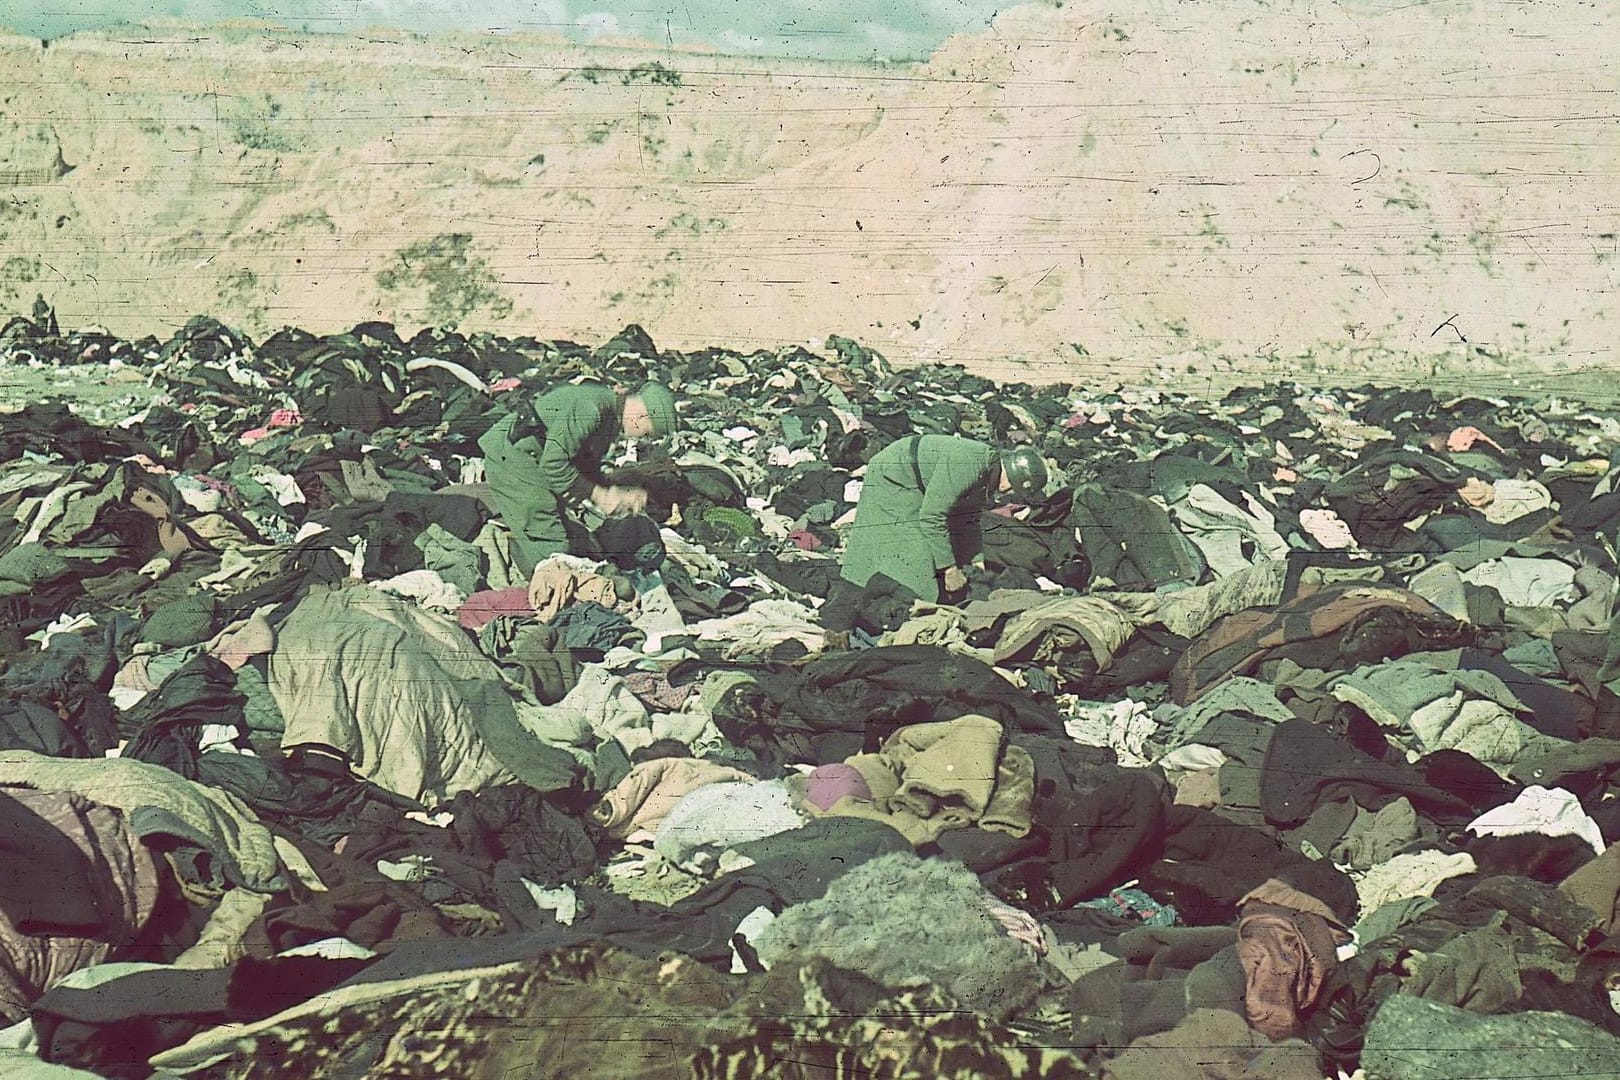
(617, 487), (649, 515)
(591, 485), (649, 516)
(942, 565), (968, 593)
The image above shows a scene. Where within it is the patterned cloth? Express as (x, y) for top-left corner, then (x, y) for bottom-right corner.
(148, 945), (1091, 1080)
(1075, 887), (1179, 927)
(621, 670), (696, 713)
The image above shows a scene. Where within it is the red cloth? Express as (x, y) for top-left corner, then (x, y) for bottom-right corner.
(458, 588), (535, 631)
(1236, 899), (1349, 1040)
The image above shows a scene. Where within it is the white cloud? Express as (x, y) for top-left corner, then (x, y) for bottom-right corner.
(715, 28), (769, 49)
(574, 11), (622, 37)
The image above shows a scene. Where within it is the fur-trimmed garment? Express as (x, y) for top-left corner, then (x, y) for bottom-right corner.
(753, 851), (1047, 1020)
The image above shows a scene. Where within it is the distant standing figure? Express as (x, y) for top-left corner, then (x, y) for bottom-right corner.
(478, 380), (678, 574)
(31, 294), (57, 337)
(840, 434), (1047, 602)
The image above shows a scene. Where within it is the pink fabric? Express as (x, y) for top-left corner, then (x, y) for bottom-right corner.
(984, 900), (1047, 956)
(1063, 411), (1109, 427)
(241, 410), (303, 445)
(458, 587), (535, 631)
(622, 672), (696, 712)
(121, 455), (176, 475)
(1446, 425), (1505, 453)
(205, 614), (276, 671)
(804, 763), (873, 811)
(788, 529), (822, 551)
(195, 474), (238, 499)
(1236, 892), (1351, 1041)
(0, 790), (160, 1021)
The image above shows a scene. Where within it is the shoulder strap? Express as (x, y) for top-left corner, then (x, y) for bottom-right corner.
(907, 435), (925, 492)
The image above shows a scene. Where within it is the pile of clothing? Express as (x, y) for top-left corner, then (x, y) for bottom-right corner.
(4, 311), (1620, 1079)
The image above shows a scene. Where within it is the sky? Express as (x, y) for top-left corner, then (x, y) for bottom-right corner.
(2, 0), (1010, 60)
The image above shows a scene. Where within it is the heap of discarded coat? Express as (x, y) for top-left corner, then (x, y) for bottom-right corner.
(5, 310), (1620, 1079)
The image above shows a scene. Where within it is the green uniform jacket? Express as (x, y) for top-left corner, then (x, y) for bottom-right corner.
(840, 434), (999, 601)
(477, 382), (620, 572)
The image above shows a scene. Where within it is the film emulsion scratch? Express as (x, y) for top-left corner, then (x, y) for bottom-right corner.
(0, 1), (1617, 1078)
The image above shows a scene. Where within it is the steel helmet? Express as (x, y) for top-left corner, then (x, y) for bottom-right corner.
(634, 381), (680, 437)
(1000, 446), (1049, 500)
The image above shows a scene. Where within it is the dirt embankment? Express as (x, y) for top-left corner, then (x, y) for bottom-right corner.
(0, 1), (1615, 396)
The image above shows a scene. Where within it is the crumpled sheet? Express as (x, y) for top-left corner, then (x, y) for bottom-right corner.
(1330, 658), (1563, 773)
(1298, 507), (1356, 549)
(1459, 556), (1579, 607)
(1466, 784), (1605, 855)
(686, 599), (826, 659)
(1169, 484), (1290, 579)
(881, 606), (994, 663)
(1480, 478), (1553, 524)
(1356, 850), (1478, 912)
(1406, 694), (1561, 775)
(269, 585), (572, 805)
(0, 751), (285, 893)
(653, 779), (805, 866)
(990, 594), (1134, 669)
(1064, 699), (1158, 768)
(592, 757), (757, 840)
(373, 569), (467, 612)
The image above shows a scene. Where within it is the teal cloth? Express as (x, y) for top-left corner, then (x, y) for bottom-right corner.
(140, 593), (219, 648)
(0, 542), (69, 597)
(415, 523), (484, 595)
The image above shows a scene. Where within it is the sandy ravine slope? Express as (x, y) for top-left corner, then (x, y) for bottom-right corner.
(0, 0), (1615, 395)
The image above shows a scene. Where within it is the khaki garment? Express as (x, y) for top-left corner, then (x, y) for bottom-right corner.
(815, 714), (1035, 845)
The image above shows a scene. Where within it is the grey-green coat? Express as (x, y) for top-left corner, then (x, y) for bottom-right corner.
(477, 382), (620, 573)
(840, 434), (999, 601)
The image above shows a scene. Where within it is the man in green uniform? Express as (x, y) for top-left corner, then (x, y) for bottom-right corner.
(478, 380), (679, 574)
(840, 435), (1049, 602)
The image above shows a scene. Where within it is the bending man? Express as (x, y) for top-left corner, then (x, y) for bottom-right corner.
(840, 434), (1047, 603)
(479, 380), (678, 574)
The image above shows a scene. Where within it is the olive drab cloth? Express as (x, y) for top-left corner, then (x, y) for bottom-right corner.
(477, 382), (621, 574)
(840, 434), (999, 601)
